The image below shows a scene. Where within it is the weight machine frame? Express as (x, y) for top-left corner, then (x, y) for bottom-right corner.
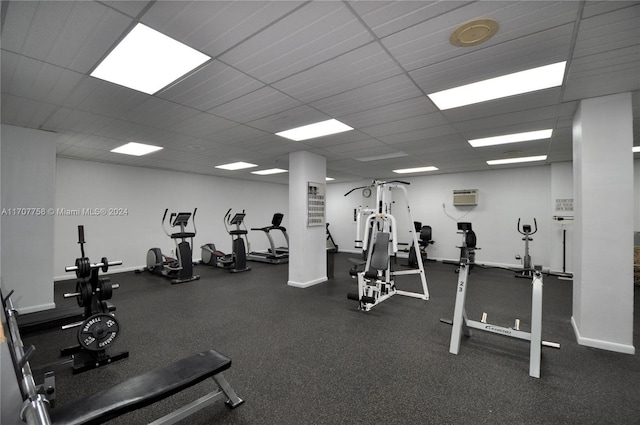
(346, 180), (429, 311)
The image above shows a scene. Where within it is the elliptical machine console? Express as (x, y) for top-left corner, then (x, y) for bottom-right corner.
(146, 208), (200, 284)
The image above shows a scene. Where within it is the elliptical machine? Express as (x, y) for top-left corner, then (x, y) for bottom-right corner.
(515, 218), (537, 278)
(201, 209), (251, 273)
(146, 208), (200, 284)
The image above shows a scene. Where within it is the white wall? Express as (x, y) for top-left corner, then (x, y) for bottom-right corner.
(327, 166), (553, 270)
(1, 124), (56, 313)
(54, 158), (288, 280)
(635, 159), (640, 232)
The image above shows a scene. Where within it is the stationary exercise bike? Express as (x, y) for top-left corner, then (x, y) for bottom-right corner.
(146, 208), (200, 284)
(407, 221), (434, 268)
(201, 209), (251, 273)
(515, 218), (537, 278)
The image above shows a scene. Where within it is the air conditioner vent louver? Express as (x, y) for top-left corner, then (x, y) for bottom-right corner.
(453, 189), (478, 206)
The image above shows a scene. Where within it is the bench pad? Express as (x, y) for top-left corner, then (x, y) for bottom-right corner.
(49, 350), (231, 425)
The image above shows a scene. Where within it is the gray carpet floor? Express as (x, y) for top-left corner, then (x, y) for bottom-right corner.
(22, 253), (640, 424)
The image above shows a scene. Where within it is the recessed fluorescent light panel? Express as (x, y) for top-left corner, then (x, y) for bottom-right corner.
(469, 129), (553, 148)
(486, 155), (547, 165)
(393, 166), (439, 174)
(110, 142), (163, 156)
(275, 119), (353, 141)
(428, 61), (566, 110)
(326, 177), (335, 181)
(215, 162), (258, 171)
(633, 146), (640, 153)
(91, 23), (210, 95)
(251, 168), (288, 175)
(356, 152), (409, 162)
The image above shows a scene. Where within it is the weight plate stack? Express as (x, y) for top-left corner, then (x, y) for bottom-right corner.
(77, 313), (120, 351)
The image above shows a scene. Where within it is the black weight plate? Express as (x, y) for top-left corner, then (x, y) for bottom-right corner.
(77, 313), (120, 351)
(76, 281), (92, 307)
(97, 278), (112, 301)
(75, 258), (90, 278)
(101, 257), (109, 273)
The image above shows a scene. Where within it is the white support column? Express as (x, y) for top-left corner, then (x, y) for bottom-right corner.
(571, 93), (635, 354)
(288, 151), (327, 288)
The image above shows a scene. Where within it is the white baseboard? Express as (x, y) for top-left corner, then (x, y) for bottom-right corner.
(571, 316), (635, 354)
(288, 276), (327, 288)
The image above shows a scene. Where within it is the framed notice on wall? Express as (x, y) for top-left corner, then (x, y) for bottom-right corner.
(307, 182), (326, 227)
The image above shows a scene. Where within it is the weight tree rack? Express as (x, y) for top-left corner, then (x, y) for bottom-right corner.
(60, 225), (128, 374)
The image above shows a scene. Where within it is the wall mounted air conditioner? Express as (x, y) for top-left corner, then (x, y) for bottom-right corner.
(453, 189), (478, 206)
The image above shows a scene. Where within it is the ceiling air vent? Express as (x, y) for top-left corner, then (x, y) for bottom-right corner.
(453, 189), (478, 206)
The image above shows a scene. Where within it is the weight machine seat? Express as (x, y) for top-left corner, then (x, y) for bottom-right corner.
(418, 226), (434, 248)
(49, 350), (232, 425)
(170, 232), (196, 239)
(229, 230), (248, 235)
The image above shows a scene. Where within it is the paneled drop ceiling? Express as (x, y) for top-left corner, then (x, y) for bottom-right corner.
(2, 1), (639, 184)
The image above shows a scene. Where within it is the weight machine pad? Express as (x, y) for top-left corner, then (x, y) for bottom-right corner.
(49, 350), (232, 425)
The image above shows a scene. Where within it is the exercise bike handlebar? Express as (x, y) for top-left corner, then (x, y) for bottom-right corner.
(517, 218), (538, 235)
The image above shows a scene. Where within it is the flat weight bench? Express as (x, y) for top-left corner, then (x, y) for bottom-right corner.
(48, 349), (244, 425)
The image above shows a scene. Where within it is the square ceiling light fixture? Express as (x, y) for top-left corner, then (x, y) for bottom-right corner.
(469, 129), (553, 147)
(91, 23), (210, 95)
(356, 152), (408, 162)
(251, 168), (288, 175)
(111, 142), (163, 156)
(393, 166), (439, 174)
(487, 155), (547, 166)
(275, 119), (353, 141)
(428, 61), (566, 110)
(215, 162), (258, 171)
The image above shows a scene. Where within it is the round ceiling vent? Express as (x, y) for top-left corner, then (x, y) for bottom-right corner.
(450, 19), (499, 47)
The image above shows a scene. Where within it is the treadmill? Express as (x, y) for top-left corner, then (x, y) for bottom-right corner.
(247, 213), (289, 264)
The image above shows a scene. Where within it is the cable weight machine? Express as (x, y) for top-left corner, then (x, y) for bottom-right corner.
(345, 180), (429, 311)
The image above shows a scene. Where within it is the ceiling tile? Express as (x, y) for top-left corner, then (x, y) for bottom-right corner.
(219, 1), (372, 83)
(208, 86), (303, 123)
(311, 74), (421, 118)
(272, 42), (404, 103)
(159, 60), (264, 111)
